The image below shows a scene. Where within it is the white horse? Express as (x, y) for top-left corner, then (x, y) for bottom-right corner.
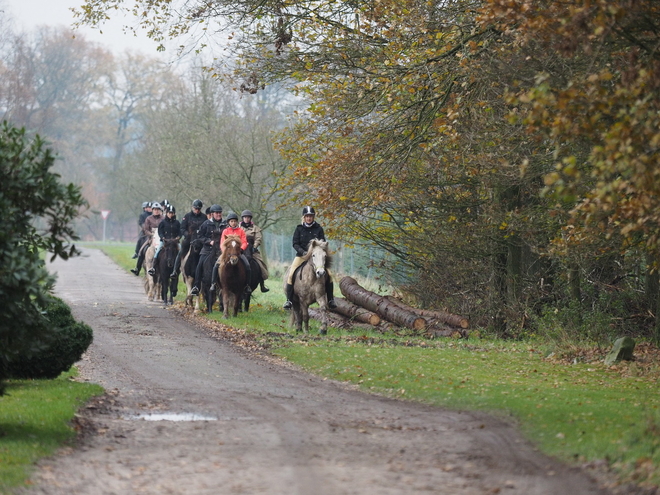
(143, 230), (161, 301)
(284, 239), (332, 335)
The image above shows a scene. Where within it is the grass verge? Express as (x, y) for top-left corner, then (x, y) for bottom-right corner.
(0, 370), (103, 493)
(98, 241), (660, 489)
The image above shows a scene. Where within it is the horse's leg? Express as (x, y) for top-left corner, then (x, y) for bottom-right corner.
(222, 291), (230, 319)
(302, 303), (311, 334)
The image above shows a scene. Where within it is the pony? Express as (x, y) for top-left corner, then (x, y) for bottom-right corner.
(158, 238), (179, 305)
(182, 237), (203, 312)
(143, 230), (161, 301)
(218, 235), (248, 318)
(241, 246), (265, 313)
(284, 239), (332, 334)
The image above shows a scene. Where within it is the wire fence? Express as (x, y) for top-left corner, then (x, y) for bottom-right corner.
(263, 231), (401, 287)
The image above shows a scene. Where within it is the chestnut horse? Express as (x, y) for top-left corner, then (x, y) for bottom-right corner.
(218, 235), (247, 318)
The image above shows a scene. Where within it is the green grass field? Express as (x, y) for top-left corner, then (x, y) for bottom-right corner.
(0, 371), (103, 492)
(93, 242), (660, 487)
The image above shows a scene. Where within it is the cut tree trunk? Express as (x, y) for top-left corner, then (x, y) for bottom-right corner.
(308, 308), (352, 329)
(384, 296), (469, 329)
(339, 277), (426, 331)
(331, 298), (381, 326)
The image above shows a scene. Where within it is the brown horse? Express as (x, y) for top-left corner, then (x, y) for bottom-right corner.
(284, 239), (332, 334)
(218, 235), (247, 318)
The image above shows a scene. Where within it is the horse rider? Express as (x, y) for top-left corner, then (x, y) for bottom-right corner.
(283, 206), (337, 310)
(133, 201), (152, 259)
(190, 204), (227, 296)
(148, 205), (181, 276)
(131, 202), (164, 276)
(170, 199), (206, 278)
(240, 209), (269, 292)
(210, 211), (252, 293)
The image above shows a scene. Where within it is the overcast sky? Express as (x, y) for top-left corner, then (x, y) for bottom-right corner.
(3, 0), (167, 57)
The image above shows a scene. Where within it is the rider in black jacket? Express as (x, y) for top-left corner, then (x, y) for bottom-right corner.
(170, 199), (206, 278)
(190, 204), (227, 295)
(148, 206), (181, 275)
(133, 202), (152, 259)
(283, 206), (336, 310)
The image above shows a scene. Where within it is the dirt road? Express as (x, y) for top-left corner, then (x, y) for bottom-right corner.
(24, 248), (608, 494)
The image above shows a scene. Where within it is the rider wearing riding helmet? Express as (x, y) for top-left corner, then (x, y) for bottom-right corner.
(210, 211), (252, 293)
(133, 201), (153, 259)
(283, 206), (337, 310)
(240, 209), (269, 292)
(148, 205), (181, 276)
(170, 199), (206, 278)
(131, 202), (164, 276)
(191, 204), (227, 296)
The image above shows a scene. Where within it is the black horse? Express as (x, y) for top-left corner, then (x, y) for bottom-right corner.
(158, 238), (180, 305)
(201, 231), (222, 313)
(241, 246), (264, 313)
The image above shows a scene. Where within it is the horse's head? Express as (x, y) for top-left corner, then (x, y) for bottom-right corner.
(221, 235), (242, 266)
(308, 240), (330, 278)
(191, 238), (203, 253)
(163, 239), (179, 267)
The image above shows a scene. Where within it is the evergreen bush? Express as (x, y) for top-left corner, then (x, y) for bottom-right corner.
(6, 298), (93, 379)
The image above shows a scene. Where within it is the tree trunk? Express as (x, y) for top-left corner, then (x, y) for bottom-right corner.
(331, 298), (381, 326)
(307, 308), (352, 329)
(384, 296), (468, 329)
(339, 277), (426, 331)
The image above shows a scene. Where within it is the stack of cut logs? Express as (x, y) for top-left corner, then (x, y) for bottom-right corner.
(308, 276), (469, 338)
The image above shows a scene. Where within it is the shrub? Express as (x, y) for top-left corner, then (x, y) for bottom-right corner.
(6, 298), (93, 379)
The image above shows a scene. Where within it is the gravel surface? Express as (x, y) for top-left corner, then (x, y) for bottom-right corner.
(23, 248), (610, 494)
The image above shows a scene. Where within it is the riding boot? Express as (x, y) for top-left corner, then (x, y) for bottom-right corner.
(242, 256), (252, 294)
(325, 280), (337, 309)
(210, 262), (219, 292)
(191, 256), (204, 295)
(283, 283), (294, 310)
(170, 251), (181, 278)
(260, 280), (270, 292)
(148, 253), (158, 276)
(131, 252), (145, 276)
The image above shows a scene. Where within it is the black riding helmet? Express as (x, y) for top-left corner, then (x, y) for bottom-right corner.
(241, 210), (253, 218)
(210, 204), (223, 213)
(302, 206), (316, 216)
(226, 211), (239, 221)
(192, 199), (203, 209)
(167, 205), (176, 214)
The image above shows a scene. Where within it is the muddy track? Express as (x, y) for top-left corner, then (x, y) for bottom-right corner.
(23, 248), (609, 494)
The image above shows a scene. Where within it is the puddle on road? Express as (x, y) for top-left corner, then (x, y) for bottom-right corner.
(124, 412), (218, 422)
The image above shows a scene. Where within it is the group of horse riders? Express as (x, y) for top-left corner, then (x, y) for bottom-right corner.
(131, 199), (270, 296)
(131, 201), (336, 310)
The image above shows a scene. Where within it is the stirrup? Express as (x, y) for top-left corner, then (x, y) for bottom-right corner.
(148, 268), (156, 276)
(169, 271), (177, 279)
(283, 300), (292, 310)
(210, 284), (216, 292)
(191, 286), (199, 296)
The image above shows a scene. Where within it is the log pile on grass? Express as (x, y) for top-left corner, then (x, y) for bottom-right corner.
(310, 276), (469, 338)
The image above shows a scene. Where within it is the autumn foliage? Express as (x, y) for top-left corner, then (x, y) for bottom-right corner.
(76, 0), (660, 337)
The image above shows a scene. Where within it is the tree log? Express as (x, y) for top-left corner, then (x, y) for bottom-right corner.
(339, 277), (426, 331)
(384, 296), (469, 329)
(331, 298), (381, 326)
(308, 308), (352, 329)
